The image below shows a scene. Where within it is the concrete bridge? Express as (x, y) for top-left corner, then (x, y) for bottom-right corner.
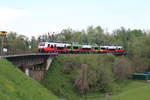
(1, 53), (58, 80)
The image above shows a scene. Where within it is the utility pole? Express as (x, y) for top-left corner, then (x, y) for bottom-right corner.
(0, 31), (7, 55)
(0, 36), (4, 55)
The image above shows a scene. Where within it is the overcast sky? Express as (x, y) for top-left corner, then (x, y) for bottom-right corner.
(0, 0), (150, 37)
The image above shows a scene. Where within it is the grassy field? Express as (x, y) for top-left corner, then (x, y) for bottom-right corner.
(0, 58), (58, 100)
(97, 81), (150, 100)
(86, 81), (150, 100)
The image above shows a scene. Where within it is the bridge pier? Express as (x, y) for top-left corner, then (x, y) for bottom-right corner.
(19, 65), (46, 80)
(29, 64), (45, 81)
(30, 70), (45, 81)
(46, 57), (53, 70)
(25, 68), (29, 76)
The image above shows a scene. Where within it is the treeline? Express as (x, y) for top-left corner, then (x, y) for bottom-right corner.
(1, 26), (150, 59)
(1, 26), (149, 54)
(0, 32), (38, 54)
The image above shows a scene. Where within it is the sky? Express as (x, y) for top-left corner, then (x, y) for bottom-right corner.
(0, 0), (150, 37)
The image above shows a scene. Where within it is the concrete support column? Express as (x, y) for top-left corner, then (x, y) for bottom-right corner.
(46, 57), (53, 70)
(25, 68), (29, 76)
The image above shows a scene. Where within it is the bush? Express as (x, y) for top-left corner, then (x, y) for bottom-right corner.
(132, 55), (148, 73)
(112, 56), (132, 81)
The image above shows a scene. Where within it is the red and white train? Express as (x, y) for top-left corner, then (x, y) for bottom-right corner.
(38, 42), (125, 55)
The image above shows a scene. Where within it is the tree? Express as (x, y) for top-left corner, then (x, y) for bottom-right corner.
(30, 36), (38, 52)
(3, 32), (31, 53)
(132, 55), (148, 73)
(60, 29), (73, 42)
(113, 57), (132, 81)
(74, 64), (89, 94)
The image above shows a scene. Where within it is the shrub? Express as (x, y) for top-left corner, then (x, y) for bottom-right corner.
(112, 56), (132, 81)
(132, 55), (148, 73)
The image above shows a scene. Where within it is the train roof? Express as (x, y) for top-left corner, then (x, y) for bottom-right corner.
(39, 42), (124, 48)
(82, 45), (92, 48)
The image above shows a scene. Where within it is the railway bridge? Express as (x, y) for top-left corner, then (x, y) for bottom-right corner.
(1, 53), (58, 80)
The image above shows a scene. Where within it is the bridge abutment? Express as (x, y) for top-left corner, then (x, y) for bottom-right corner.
(3, 53), (56, 81)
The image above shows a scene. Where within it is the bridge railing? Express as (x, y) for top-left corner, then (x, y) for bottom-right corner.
(0, 50), (38, 56)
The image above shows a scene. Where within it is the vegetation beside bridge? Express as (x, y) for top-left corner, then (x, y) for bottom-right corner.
(41, 54), (150, 100)
(0, 58), (58, 100)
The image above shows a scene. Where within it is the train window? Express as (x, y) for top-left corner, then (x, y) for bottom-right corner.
(40, 43), (45, 46)
(67, 46), (71, 49)
(51, 45), (54, 48)
(82, 48), (91, 50)
(57, 47), (64, 50)
(48, 44), (50, 47)
(95, 47), (98, 50)
(73, 47), (78, 49)
(110, 49), (115, 51)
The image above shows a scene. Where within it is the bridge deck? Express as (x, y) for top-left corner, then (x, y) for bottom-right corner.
(1, 53), (58, 58)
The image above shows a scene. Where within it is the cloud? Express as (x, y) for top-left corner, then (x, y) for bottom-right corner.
(0, 8), (30, 24)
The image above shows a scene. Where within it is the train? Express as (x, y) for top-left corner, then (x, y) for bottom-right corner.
(38, 42), (125, 55)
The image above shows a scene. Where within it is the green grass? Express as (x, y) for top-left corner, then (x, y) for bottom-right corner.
(87, 81), (150, 100)
(0, 58), (58, 100)
(106, 81), (150, 100)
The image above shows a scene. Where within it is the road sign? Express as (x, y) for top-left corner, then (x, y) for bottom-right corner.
(0, 31), (7, 36)
(0, 31), (7, 55)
